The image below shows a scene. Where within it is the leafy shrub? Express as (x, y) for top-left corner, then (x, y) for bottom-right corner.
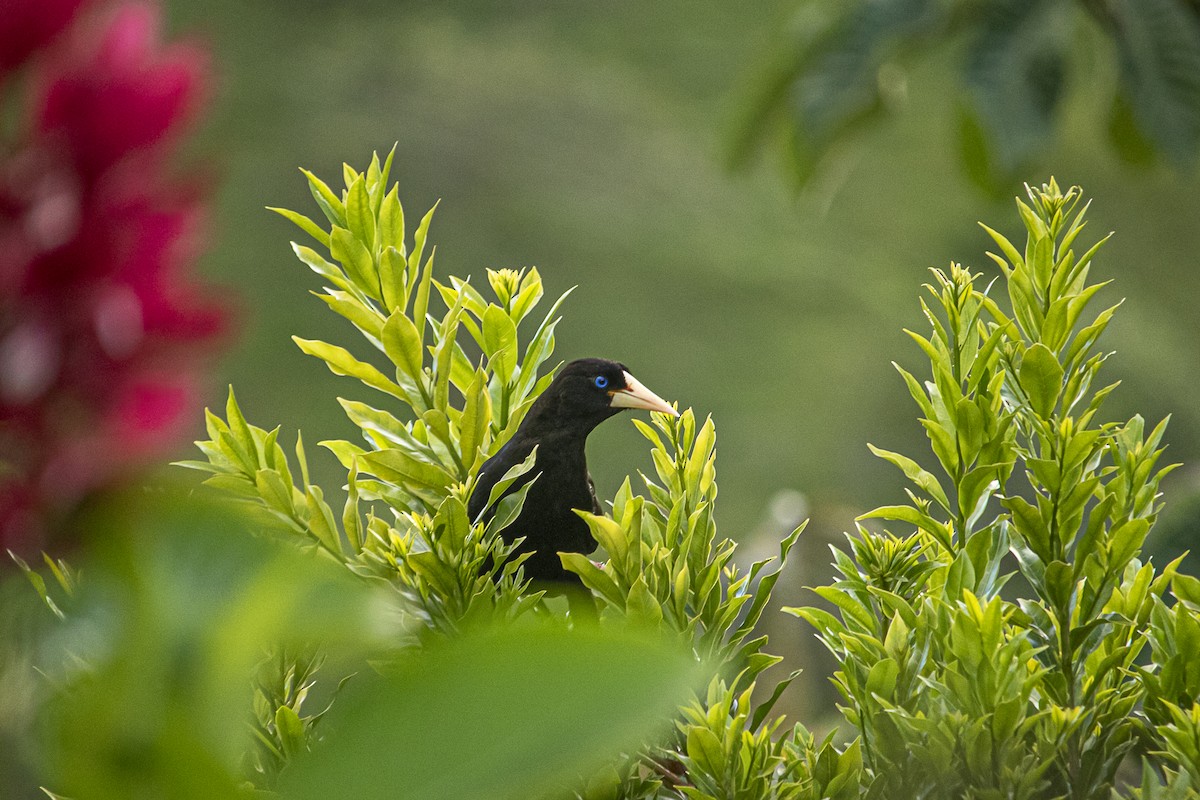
(790, 179), (1200, 798)
(183, 150), (802, 796)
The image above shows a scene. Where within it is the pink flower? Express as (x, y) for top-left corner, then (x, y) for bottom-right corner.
(0, 0), (87, 76)
(36, 3), (208, 179)
(0, 1), (227, 551)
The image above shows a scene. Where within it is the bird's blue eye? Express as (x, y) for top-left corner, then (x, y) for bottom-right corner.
(594, 375), (609, 389)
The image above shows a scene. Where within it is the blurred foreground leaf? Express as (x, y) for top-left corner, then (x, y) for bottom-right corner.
(736, 0), (1200, 192)
(38, 494), (391, 800)
(278, 624), (707, 800)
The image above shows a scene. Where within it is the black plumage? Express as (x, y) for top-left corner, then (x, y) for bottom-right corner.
(467, 357), (677, 583)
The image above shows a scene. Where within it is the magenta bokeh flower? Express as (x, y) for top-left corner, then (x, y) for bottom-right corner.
(0, 0), (87, 76)
(0, 1), (226, 551)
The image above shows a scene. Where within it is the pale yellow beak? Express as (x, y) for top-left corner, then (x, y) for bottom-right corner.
(608, 371), (679, 416)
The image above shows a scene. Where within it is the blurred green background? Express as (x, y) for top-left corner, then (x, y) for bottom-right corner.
(175, 1), (1199, 556)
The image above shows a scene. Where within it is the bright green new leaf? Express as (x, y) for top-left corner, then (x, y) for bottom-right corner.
(345, 176), (376, 250)
(268, 206), (330, 249)
(482, 304), (519, 384)
(292, 337), (403, 399)
(360, 448), (454, 490)
(331, 226), (378, 300)
(379, 185), (405, 253)
(382, 309), (425, 382)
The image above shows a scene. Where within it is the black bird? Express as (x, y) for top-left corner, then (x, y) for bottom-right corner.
(468, 357), (678, 583)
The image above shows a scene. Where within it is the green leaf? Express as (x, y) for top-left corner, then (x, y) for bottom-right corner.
(255, 468), (295, 515)
(1109, 518), (1150, 568)
(954, 397), (985, 461)
(407, 201), (439, 302)
(412, 249), (435, 339)
(331, 226), (378, 300)
(292, 338), (403, 400)
(275, 705), (306, 758)
(482, 446), (539, 516)
(279, 624), (704, 800)
(509, 268), (544, 324)
(460, 371), (491, 467)
(979, 223), (1024, 272)
(379, 185), (405, 252)
(316, 290), (384, 342)
(292, 243), (356, 296)
(482, 305), (519, 384)
(359, 449), (454, 491)
(382, 310), (424, 382)
(225, 386), (258, 467)
(268, 206), (330, 249)
(626, 575), (664, 625)
(301, 168), (345, 226)
(1004, 495), (1052, 561)
(486, 479), (537, 536)
(345, 176), (376, 250)
(685, 726), (726, 777)
(305, 485), (342, 554)
(577, 512), (629, 569)
(559, 553), (625, 607)
(1019, 343), (1063, 418)
(866, 656), (899, 699)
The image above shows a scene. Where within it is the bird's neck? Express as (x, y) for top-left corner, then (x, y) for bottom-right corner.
(522, 419), (593, 450)
(520, 397), (606, 445)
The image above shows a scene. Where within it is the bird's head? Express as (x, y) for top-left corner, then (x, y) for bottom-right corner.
(524, 357), (678, 436)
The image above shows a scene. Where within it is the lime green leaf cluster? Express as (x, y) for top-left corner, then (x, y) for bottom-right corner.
(182, 152), (573, 635)
(9, 550), (76, 620)
(790, 180), (1194, 798)
(674, 677), (861, 800)
(273, 151), (565, 505)
(564, 409), (805, 795)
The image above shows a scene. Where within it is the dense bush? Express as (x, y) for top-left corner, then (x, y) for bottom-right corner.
(792, 180), (1198, 799)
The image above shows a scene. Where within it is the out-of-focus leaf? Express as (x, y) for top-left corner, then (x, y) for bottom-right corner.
(731, 0), (943, 184)
(1106, 0), (1200, 165)
(40, 494), (390, 800)
(278, 623), (706, 800)
(963, 0), (1067, 186)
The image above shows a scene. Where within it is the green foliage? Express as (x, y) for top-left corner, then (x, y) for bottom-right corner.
(42, 152), (1200, 799)
(733, 1), (1200, 190)
(568, 412), (804, 685)
(789, 180), (1197, 798)
(673, 678), (861, 800)
(36, 496), (387, 800)
(180, 152), (803, 797)
(28, 495), (703, 800)
(280, 624), (708, 800)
